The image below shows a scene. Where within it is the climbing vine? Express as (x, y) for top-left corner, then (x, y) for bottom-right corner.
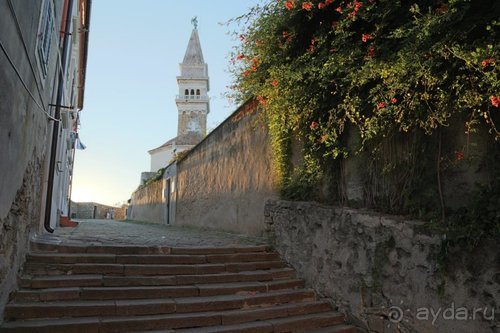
(227, 0), (499, 186)
(226, 0), (500, 251)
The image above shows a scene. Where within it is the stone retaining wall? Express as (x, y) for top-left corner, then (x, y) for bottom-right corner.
(127, 180), (165, 224)
(175, 100), (277, 236)
(265, 200), (499, 333)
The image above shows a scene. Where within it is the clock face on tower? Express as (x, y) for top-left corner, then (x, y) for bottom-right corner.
(187, 120), (200, 132)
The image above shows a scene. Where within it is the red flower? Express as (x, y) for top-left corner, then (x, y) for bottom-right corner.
(367, 45), (375, 58)
(455, 151), (464, 161)
(236, 54), (245, 60)
(302, 2), (313, 10)
(271, 80), (279, 87)
(309, 121), (319, 129)
(257, 96), (268, 106)
(391, 97), (398, 104)
(283, 31), (293, 43)
(376, 102), (386, 110)
(335, 6), (343, 13)
(348, 0), (362, 18)
(307, 37), (317, 53)
(285, 1), (295, 10)
(436, 4), (449, 14)
(318, 2), (325, 9)
(242, 69), (252, 77)
(325, 0), (333, 5)
(482, 58), (495, 68)
(362, 33), (373, 43)
(491, 96), (500, 108)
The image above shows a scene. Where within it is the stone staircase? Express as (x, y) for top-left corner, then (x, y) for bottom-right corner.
(0, 241), (356, 332)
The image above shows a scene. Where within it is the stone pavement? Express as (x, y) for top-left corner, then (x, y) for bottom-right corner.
(36, 219), (267, 247)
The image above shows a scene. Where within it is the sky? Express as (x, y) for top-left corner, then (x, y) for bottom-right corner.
(71, 0), (261, 206)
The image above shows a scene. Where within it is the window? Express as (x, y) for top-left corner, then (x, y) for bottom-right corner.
(196, 89), (200, 95)
(190, 89), (195, 95)
(36, 0), (55, 79)
(184, 89), (189, 95)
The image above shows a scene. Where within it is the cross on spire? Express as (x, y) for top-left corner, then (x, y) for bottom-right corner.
(191, 16), (198, 30)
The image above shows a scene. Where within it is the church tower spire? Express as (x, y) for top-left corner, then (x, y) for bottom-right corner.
(176, 20), (210, 145)
(147, 20), (210, 173)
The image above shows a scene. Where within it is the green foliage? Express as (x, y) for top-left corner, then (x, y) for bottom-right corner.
(174, 149), (191, 162)
(228, 0), (499, 183)
(440, 148), (500, 255)
(140, 168), (165, 188)
(227, 0), (500, 254)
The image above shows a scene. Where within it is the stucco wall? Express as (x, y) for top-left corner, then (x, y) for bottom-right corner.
(175, 100), (278, 236)
(265, 200), (499, 333)
(127, 180), (165, 224)
(0, 0), (63, 321)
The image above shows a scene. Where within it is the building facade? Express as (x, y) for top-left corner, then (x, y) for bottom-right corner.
(0, 0), (91, 319)
(148, 26), (209, 173)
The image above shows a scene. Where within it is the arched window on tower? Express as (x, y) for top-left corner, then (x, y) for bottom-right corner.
(190, 89), (195, 95)
(184, 89), (189, 96)
(196, 89), (200, 96)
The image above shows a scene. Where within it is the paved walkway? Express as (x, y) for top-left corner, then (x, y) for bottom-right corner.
(36, 219), (266, 247)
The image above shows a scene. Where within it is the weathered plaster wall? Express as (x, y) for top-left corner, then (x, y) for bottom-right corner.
(176, 100), (278, 236)
(335, 119), (495, 213)
(0, 0), (63, 321)
(127, 180), (164, 224)
(265, 200), (499, 333)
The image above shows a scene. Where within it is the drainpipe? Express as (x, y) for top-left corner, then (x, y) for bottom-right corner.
(43, 0), (75, 233)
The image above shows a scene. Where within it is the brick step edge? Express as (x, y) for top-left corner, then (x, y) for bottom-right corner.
(11, 279), (306, 303)
(25, 252), (281, 265)
(0, 310), (346, 333)
(19, 268), (296, 289)
(23, 261), (287, 276)
(30, 241), (270, 255)
(5, 289), (316, 319)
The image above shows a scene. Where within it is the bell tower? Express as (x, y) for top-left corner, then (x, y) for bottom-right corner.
(176, 18), (209, 145)
(147, 18), (210, 173)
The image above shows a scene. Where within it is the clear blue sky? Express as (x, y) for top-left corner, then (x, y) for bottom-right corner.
(72, 0), (260, 206)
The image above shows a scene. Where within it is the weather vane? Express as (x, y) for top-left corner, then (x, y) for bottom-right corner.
(191, 16), (198, 29)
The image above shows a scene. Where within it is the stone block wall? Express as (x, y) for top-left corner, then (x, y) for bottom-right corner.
(265, 200), (499, 333)
(127, 180), (165, 224)
(70, 202), (127, 220)
(175, 100), (278, 236)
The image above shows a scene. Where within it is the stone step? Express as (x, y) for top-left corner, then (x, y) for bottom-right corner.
(0, 311), (344, 333)
(5, 292), (321, 320)
(30, 241), (269, 255)
(19, 268), (296, 289)
(0, 242), (355, 332)
(0, 317), (100, 333)
(23, 260), (287, 276)
(25, 252), (280, 265)
(309, 324), (358, 333)
(12, 279), (305, 303)
(174, 311), (346, 333)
